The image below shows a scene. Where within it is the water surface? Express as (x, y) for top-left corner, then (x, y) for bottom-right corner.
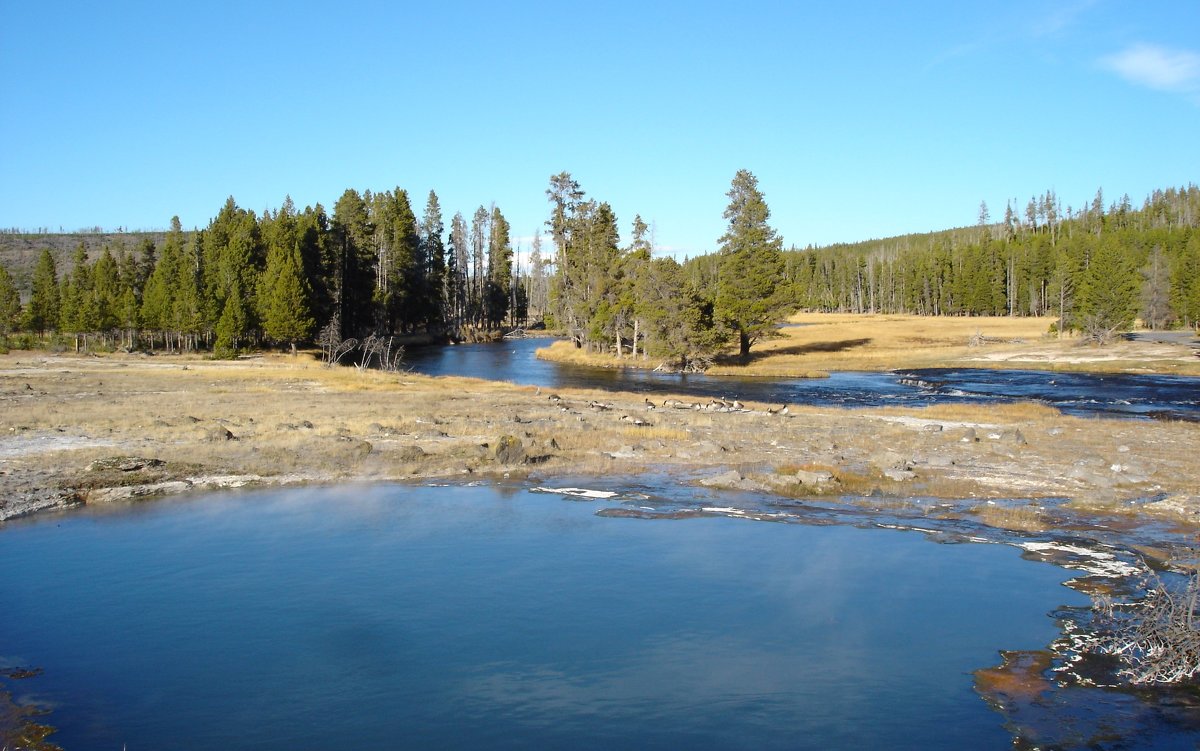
(403, 338), (1199, 420)
(0, 483), (1085, 750)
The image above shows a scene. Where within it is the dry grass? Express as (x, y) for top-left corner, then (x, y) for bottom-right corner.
(1, 351), (1198, 526)
(970, 502), (1051, 533)
(537, 313), (1200, 377)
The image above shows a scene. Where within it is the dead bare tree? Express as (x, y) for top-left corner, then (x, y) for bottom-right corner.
(318, 318), (357, 367)
(1088, 564), (1200, 684)
(355, 334), (404, 373)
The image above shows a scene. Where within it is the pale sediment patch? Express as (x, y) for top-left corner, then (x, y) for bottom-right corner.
(1016, 541), (1143, 579)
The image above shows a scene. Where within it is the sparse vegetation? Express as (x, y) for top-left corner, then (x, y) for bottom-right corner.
(1089, 565), (1200, 684)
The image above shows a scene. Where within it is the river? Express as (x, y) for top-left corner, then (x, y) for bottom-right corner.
(403, 338), (1200, 421)
(2, 482), (1088, 750)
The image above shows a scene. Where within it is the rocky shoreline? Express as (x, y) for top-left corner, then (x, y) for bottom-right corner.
(1, 351), (1197, 531)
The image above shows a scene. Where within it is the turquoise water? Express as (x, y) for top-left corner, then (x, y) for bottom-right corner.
(0, 484), (1083, 749)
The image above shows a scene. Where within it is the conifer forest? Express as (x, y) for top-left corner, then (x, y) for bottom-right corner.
(0, 176), (1197, 368)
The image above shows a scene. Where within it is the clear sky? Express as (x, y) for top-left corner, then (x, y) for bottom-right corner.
(1, 1), (1197, 257)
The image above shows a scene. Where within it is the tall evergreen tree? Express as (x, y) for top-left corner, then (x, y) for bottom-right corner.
(331, 189), (376, 338)
(485, 206), (512, 327)
(26, 248), (61, 335)
(448, 211), (469, 328)
(1077, 235), (1140, 343)
(260, 242), (315, 352)
(214, 280), (249, 356)
(714, 169), (787, 356)
(140, 216), (185, 339)
(422, 190), (446, 329)
(0, 263), (21, 337)
(470, 206), (489, 325)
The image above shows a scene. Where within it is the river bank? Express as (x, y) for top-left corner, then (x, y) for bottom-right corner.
(535, 313), (1200, 377)
(1, 350), (1197, 531)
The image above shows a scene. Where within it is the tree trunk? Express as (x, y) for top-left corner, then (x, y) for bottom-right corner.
(739, 328), (750, 357)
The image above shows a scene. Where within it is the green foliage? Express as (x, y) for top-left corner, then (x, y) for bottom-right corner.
(214, 280), (249, 357)
(636, 257), (723, 370)
(1171, 234), (1200, 330)
(0, 263), (21, 336)
(485, 206), (513, 327)
(715, 169), (788, 356)
(25, 248), (60, 334)
(781, 184), (1200, 342)
(260, 242), (315, 347)
(1076, 236), (1141, 342)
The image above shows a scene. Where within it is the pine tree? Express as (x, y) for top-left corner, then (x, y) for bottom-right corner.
(448, 212), (469, 328)
(260, 243), (315, 352)
(141, 217), (185, 341)
(1077, 235), (1139, 343)
(1171, 234), (1200, 330)
(26, 248), (61, 335)
(715, 169), (786, 356)
(214, 280), (249, 357)
(92, 248), (121, 333)
(485, 206), (512, 327)
(331, 189), (376, 338)
(422, 190), (446, 329)
(0, 263), (21, 337)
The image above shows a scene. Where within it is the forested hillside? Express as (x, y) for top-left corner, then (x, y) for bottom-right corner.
(686, 185), (1200, 340)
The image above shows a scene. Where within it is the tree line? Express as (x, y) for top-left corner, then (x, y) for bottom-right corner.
(718, 185), (1199, 341)
(3, 177), (1195, 364)
(0, 188), (534, 356)
(545, 169), (789, 369)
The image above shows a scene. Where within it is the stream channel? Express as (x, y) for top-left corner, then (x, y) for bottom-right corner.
(404, 337), (1200, 421)
(2, 341), (1199, 748)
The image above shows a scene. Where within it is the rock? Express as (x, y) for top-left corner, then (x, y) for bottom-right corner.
(300, 420), (314, 429)
(794, 469), (835, 486)
(925, 454), (955, 468)
(608, 445), (639, 459)
(922, 423), (943, 433)
(339, 437), (373, 460)
(492, 435), (525, 464)
(960, 428), (978, 443)
(1145, 495), (1200, 521)
(699, 470), (745, 488)
(883, 468), (917, 482)
(394, 445), (426, 462)
(87, 456), (165, 473)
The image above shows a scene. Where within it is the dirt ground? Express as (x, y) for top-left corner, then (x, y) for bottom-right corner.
(1, 349), (1197, 532)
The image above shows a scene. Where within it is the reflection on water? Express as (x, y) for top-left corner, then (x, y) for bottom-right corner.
(1, 483), (1089, 750)
(403, 339), (1200, 421)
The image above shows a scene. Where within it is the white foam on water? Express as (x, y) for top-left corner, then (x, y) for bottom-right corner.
(532, 487), (620, 500)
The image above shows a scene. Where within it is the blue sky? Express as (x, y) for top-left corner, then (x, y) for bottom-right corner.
(1, 1), (1197, 257)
